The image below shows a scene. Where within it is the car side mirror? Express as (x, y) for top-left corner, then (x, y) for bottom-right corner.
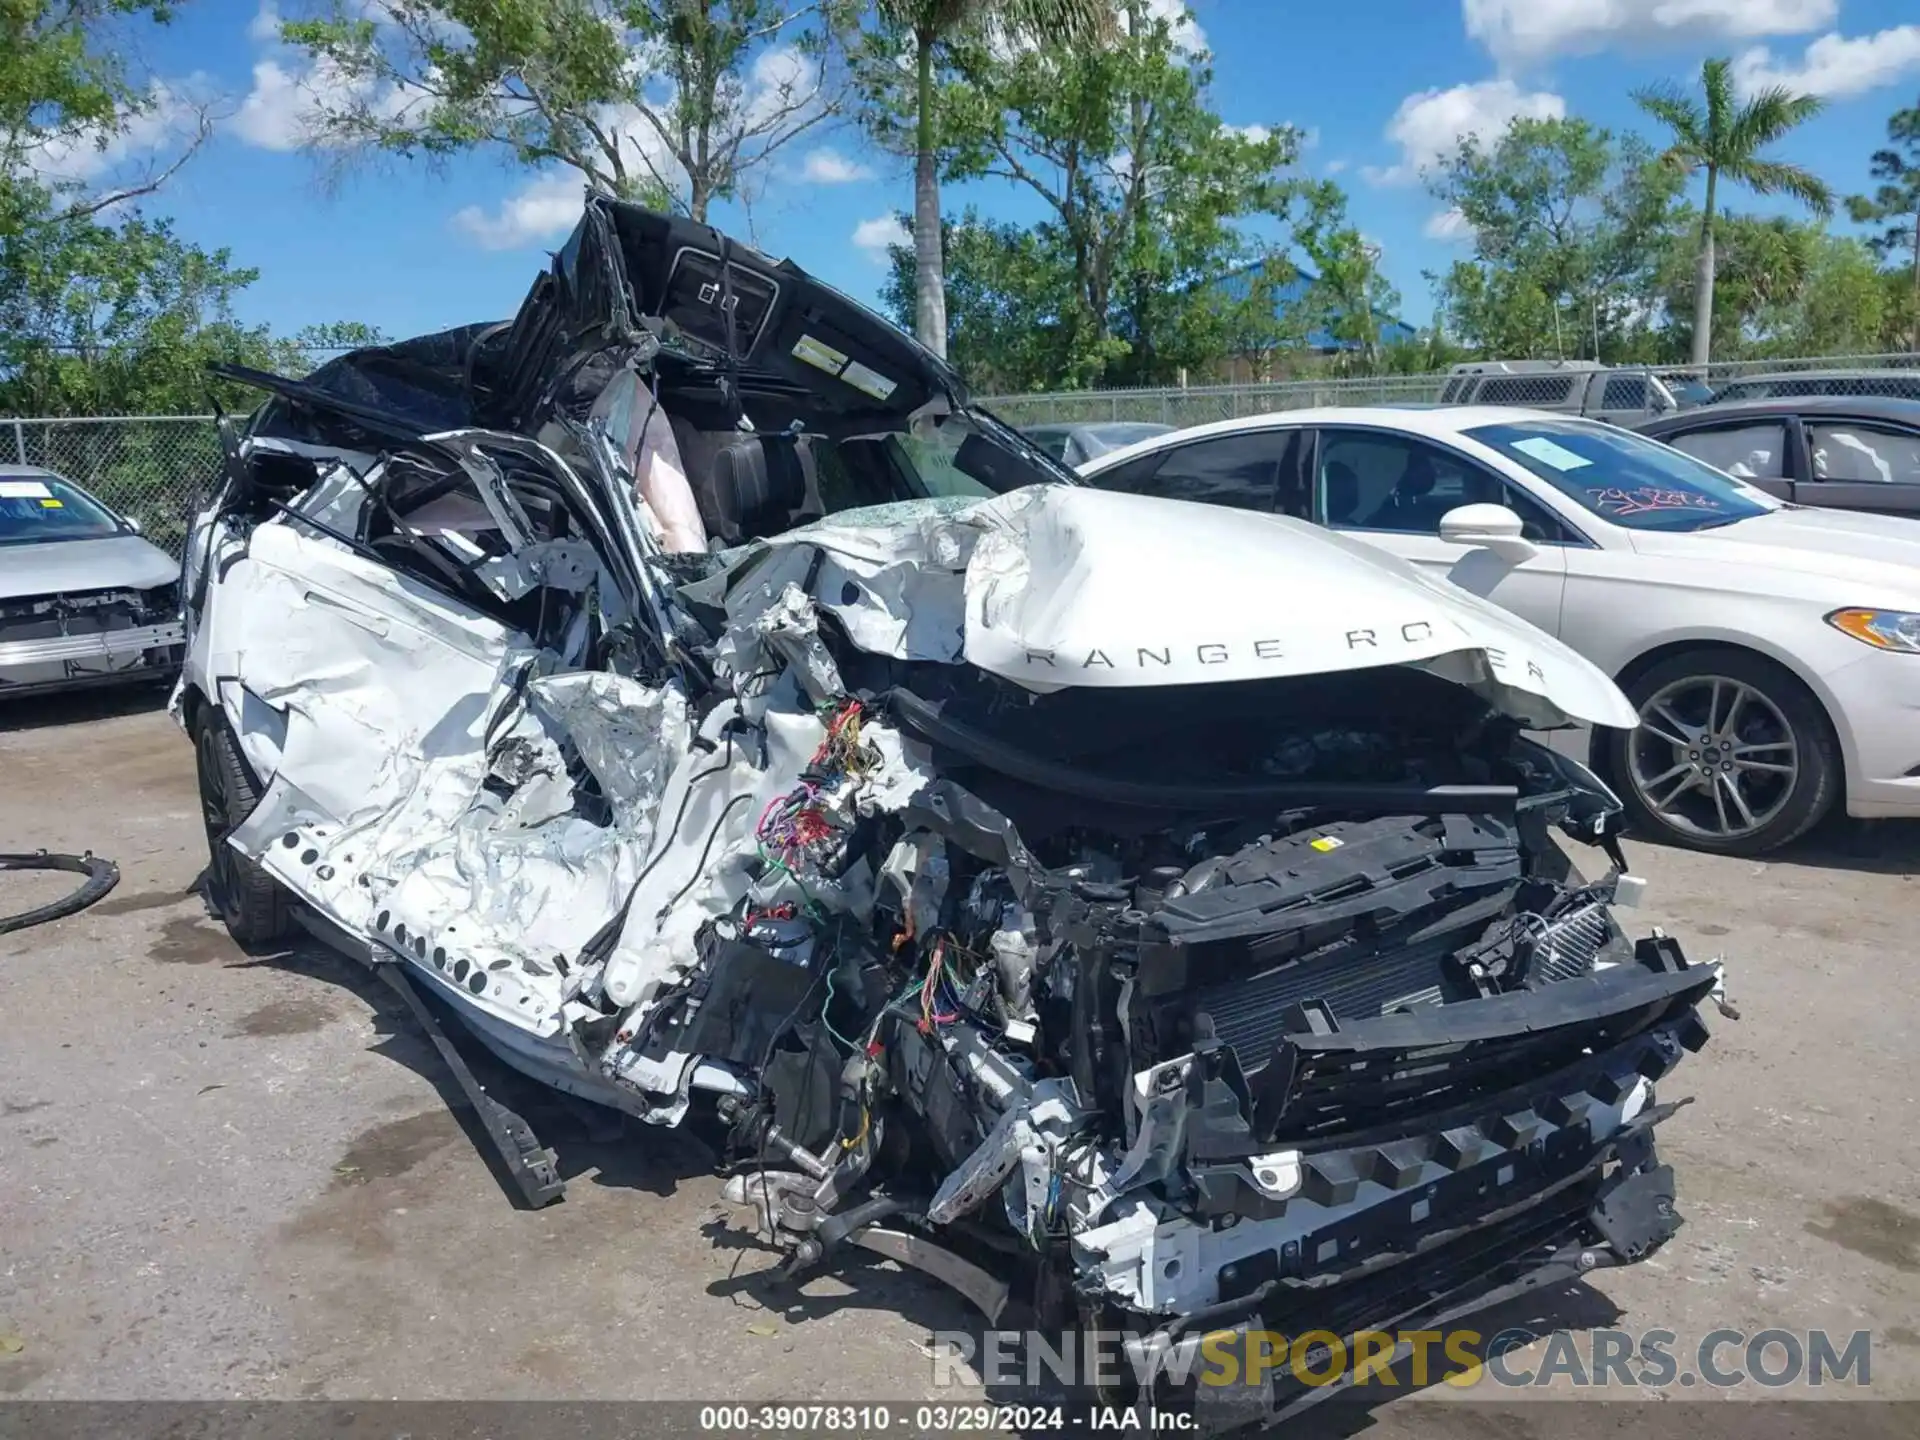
(1438, 503), (1538, 563)
(124, 516), (143, 535)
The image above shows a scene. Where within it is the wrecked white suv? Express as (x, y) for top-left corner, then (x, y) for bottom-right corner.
(178, 199), (1721, 1426)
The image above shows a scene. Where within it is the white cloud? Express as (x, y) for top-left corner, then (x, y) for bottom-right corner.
(1463, 0), (1835, 65)
(744, 44), (826, 129)
(232, 31), (429, 153)
(1732, 26), (1920, 99)
(453, 172), (586, 250)
(21, 81), (206, 188)
(801, 147), (874, 183)
(1324, 158), (1350, 175)
(448, 103), (690, 249)
(852, 213), (910, 259)
(592, 101), (689, 195)
(1425, 206), (1476, 242)
(1364, 79), (1564, 185)
(231, 58), (314, 150)
(248, 1), (282, 44)
(1219, 123), (1271, 144)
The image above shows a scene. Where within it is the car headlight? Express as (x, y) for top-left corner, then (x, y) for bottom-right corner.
(1826, 608), (1920, 653)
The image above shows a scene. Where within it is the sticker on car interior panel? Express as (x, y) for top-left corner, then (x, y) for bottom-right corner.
(1309, 835), (1344, 852)
(0, 479), (53, 499)
(839, 359), (898, 402)
(39, 498), (62, 508)
(1511, 436), (1593, 471)
(792, 333), (850, 375)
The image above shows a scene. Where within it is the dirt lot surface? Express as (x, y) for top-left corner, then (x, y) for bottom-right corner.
(3, 689), (1917, 1436)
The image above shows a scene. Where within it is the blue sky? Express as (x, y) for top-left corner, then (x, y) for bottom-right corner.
(63, 1), (1920, 342)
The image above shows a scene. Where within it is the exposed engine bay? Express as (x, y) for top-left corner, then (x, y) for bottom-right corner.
(177, 198), (1724, 1429)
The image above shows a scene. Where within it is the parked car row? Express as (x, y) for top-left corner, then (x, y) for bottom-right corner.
(1438, 359), (1920, 423)
(1074, 406), (1920, 856)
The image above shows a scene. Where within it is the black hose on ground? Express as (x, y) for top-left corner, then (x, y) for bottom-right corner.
(0, 851), (120, 935)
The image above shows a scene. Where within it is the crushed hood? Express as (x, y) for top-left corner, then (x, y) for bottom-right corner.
(748, 486), (1637, 730)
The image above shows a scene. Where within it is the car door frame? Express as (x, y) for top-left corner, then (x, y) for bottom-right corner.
(1789, 412), (1920, 515)
(1294, 422), (1588, 636)
(1643, 413), (1800, 502)
(1296, 424), (1597, 542)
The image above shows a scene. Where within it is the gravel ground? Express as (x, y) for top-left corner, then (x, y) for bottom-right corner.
(2, 688), (1917, 1435)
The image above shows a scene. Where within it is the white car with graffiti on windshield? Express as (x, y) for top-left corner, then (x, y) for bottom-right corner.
(1079, 406), (1920, 855)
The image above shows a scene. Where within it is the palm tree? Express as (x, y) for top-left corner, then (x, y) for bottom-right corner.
(1634, 56), (1833, 366)
(875, 0), (1114, 359)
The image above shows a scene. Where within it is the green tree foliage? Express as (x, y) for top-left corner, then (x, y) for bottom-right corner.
(880, 209), (1087, 389)
(0, 192), (374, 415)
(1, 5), (380, 418)
(864, 0), (1115, 358)
(1286, 180), (1402, 371)
(1650, 212), (1892, 359)
(2, 1), (212, 229)
(1634, 56), (1833, 365)
(1847, 94), (1920, 351)
(280, 0), (858, 219)
(910, 0), (1293, 385)
(1425, 117), (1681, 361)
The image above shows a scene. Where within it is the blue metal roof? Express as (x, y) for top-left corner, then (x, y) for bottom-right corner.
(1212, 262), (1417, 352)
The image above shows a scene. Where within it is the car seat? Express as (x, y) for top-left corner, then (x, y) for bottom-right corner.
(702, 435), (815, 545)
(1365, 452), (1442, 530)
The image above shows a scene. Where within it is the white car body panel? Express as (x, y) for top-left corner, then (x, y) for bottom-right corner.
(1080, 406), (1920, 819)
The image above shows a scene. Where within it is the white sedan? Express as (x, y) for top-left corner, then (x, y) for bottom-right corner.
(1077, 405), (1920, 855)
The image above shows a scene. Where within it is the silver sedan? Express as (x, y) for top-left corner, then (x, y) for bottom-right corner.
(1, 465), (184, 697)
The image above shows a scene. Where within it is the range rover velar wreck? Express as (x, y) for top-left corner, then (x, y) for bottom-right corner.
(178, 197), (1725, 1427)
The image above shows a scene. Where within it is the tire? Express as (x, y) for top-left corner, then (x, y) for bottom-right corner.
(194, 707), (293, 945)
(1606, 648), (1839, 857)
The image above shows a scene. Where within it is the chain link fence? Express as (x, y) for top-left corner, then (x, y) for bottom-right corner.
(8, 416), (221, 560)
(981, 352), (1920, 427)
(8, 352), (1919, 559)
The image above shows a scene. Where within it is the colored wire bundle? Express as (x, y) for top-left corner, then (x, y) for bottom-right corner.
(753, 699), (875, 876)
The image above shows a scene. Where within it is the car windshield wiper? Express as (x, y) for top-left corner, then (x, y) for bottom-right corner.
(1687, 513), (1754, 530)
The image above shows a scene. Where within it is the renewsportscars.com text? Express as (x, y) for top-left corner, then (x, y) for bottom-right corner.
(929, 1326), (1875, 1392)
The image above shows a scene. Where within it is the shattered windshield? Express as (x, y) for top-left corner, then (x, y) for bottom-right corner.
(0, 474), (126, 544)
(1466, 418), (1777, 532)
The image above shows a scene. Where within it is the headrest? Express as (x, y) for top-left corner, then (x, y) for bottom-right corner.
(709, 435), (810, 544)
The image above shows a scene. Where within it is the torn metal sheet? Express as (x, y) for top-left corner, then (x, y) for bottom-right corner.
(762, 486), (1635, 728)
